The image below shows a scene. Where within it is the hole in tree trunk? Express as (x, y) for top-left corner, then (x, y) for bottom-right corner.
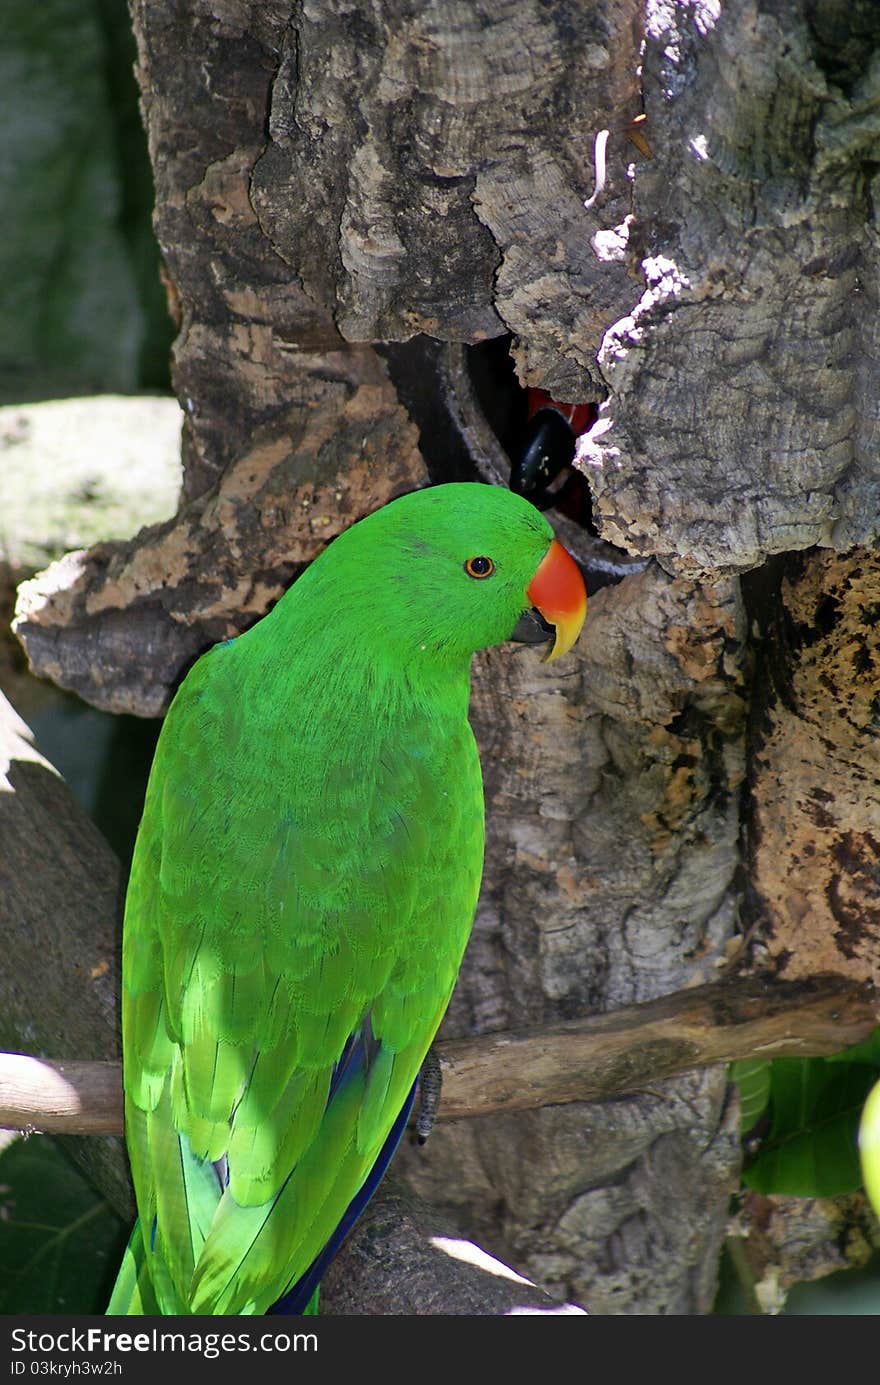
(465, 337), (597, 533)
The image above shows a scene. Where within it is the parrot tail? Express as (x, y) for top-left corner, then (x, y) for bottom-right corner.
(106, 1225), (160, 1315)
(108, 1071), (419, 1316)
(267, 1073), (419, 1316)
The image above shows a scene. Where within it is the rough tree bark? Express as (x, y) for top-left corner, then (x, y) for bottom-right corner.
(0, 697), (130, 1215)
(9, 0), (880, 1314)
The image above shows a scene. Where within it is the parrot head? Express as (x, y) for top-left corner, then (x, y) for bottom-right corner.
(310, 482), (587, 668)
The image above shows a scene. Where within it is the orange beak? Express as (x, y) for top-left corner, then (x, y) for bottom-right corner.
(526, 539), (587, 661)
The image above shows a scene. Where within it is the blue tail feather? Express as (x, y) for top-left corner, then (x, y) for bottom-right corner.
(267, 1073), (418, 1315)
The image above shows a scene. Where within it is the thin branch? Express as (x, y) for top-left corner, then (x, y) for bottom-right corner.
(0, 1056), (122, 1135)
(2, 972), (874, 1136)
(436, 970), (878, 1120)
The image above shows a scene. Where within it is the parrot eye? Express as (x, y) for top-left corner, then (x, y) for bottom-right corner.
(464, 555), (495, 579)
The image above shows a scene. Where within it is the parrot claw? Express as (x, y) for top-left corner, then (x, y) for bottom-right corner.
(415, 1046), (443, 1145)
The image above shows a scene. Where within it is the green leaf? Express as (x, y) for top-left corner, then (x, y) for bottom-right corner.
(743, 1058), (878, 1197)
(0, 1134), (127, 1313)
(826, 1029), (880, 1068)
(730, 1057), (771, 1132)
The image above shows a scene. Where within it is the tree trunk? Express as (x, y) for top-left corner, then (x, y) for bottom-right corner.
(10, 0), (880, 1313)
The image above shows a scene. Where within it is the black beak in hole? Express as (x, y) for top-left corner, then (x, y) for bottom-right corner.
(508, 607), (555, 649)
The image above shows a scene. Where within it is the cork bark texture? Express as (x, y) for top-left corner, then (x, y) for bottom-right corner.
(579, 0), (880, 575)
(749, 548), (880, 991)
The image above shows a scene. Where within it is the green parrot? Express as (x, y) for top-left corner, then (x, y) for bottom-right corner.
(106, 481), (586, 1315)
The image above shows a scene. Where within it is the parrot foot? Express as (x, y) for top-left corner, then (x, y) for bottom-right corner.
(415, 1047), (443, 1145)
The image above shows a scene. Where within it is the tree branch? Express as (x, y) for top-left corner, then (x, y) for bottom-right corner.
(318, 1179), (587, 1315)
(2, 972), (873, 1137)
(0, 1056), (123, 1135)
(436, 971), (878, 1119)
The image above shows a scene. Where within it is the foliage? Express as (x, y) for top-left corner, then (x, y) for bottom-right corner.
(732, 1030), (880, 1197)
(0, 1135), (126, 1313)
